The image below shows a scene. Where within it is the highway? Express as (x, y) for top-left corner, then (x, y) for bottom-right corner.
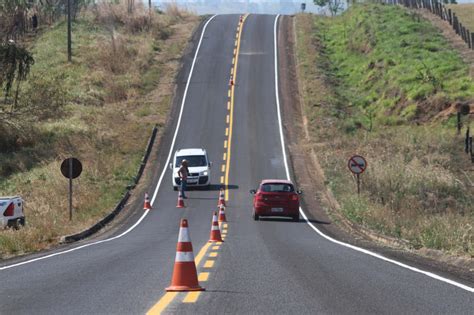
(0, 14), (473, 314)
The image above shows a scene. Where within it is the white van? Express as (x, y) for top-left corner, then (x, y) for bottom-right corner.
(0, 196), (25, 229)
(170, 148), (211, 190)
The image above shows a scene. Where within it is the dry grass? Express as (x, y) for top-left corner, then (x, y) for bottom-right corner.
(447, 4), (474, 31)
(295, 6), (474, 258)
(0, 1), (200, 258)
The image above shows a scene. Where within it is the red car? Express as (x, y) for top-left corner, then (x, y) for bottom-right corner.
(250, 179), (302, 221)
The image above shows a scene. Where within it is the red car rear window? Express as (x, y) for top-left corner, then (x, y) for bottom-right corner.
(261, 183), (294, 193)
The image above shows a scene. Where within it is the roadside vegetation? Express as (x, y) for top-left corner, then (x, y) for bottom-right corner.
(0, 1), (199, 257)
(296, 3), (474, 257)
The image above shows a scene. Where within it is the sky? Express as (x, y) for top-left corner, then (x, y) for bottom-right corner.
(151, 0), (474, 15)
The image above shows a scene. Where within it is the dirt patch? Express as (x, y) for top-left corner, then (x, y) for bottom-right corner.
(278, 15), (474, 282)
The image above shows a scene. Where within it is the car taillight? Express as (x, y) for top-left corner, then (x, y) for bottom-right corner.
(255, 193), (263, 201)
(290, 194), (298, 201)
(3, 203), (14, 216)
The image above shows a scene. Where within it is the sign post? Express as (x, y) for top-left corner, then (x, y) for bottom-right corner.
(61, 158), (83, 221)
(348, 155), (367, 196)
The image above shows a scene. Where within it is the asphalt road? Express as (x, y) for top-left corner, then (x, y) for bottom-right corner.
(0, 14), (473, 315)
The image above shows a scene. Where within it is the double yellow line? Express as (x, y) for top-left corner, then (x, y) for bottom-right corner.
(147, 15), (247, 314)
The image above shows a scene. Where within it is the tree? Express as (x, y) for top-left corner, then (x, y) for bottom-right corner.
(0, 40), (34, 110)
(313, 0), (344, 16)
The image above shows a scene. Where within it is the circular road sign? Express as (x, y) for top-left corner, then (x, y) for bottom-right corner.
(61, 158), (83, 179)
(348, 155), (367, 174)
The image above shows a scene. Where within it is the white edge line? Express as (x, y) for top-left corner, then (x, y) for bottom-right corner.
(0, 15), (218, 272)
(272, 14), (473, 293)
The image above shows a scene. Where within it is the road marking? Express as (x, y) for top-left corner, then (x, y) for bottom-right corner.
(227, 101), (231, 110)
(221, 164), (226, 172)
(223, 223), (228, 228)
(198, 272), (210, 281)
(223, 152), (227, 160)
(235, 39), (238, 47)
(232, 57), (235, 65)
(209, 252), (218, 258)
(225, 14), (248, 201)
(204, 260), (215, 268)
(231, 67), (234, 75)
(224, 140), (228, 148)
(271, 15), (474, 294)
(228, 90), (231, 97)
(233, 48), (237, 55)
(147, 292), (178, 314)
(183, 292), (201, 303)
(220, 176), (224, 184)
(225, 127), (229, 136)
(212, 245), (220, 250)
(0, 14), (219, 273)
(226, 114), (230, 124)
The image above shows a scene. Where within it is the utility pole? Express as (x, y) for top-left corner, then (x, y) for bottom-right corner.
(67, 0), (72, 62)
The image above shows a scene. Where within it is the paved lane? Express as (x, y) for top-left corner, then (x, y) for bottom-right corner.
(0, 15), (240, 315)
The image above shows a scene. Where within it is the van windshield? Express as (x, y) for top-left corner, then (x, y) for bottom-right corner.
(175, 155), (207, 167)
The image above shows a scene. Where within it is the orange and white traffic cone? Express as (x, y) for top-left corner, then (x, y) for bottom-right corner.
(176, 190), (186, 208)
(143, 192), (152, 210)
(218, 205), (227, 223)
(229, 75), (234, 86)
(166, 219), (204, 292)
(209, 212), (224, 242)
(218, 188), (226, 207)
(239, 15), (243, 23)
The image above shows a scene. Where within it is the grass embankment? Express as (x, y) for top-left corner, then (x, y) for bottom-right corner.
(447, 4), (474, 31)
(0, 3), (199, 257)
(296, 4), (474, 257)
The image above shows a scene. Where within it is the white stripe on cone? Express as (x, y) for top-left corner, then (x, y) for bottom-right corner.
(178, 227), (191, 242)
(175, 251), (195, 262)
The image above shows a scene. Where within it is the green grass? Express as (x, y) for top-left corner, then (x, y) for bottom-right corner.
(316, 4), (474, 126)
(295, 4), (474, 257)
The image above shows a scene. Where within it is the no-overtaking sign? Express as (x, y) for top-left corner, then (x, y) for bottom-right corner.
(348, 155), (367, 174)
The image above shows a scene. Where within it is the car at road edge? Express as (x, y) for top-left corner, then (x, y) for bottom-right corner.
(0, 196), (26, 229)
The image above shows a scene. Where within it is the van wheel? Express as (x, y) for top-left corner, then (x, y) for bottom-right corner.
(19, 217), (25, 226)
(292, 215), (299, 222)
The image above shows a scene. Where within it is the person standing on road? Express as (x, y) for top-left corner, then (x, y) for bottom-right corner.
(178, 159), (189, 198)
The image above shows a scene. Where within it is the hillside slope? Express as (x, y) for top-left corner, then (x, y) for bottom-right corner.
(296, 3), (473, 259)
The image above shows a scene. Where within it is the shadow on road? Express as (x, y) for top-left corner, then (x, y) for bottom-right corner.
(258, 217), (331, 225)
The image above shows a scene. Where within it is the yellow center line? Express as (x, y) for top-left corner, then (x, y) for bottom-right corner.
(224, 140), (228, 148)
(212, 245), (220, 250)
(223, 152), (227, 160)
(221, 164), (226, 172)
(223, 223), (228, 228)
(209, 252), (218, 258)
(226, 115), (230, 124)
(183, 292), (201, 303)
(220, 176), (224, 184)
(227, 101), (231, 110)
(204, 260), (215, 268)
(198, 272), (210, 281)
(225, 14), (248, 201)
